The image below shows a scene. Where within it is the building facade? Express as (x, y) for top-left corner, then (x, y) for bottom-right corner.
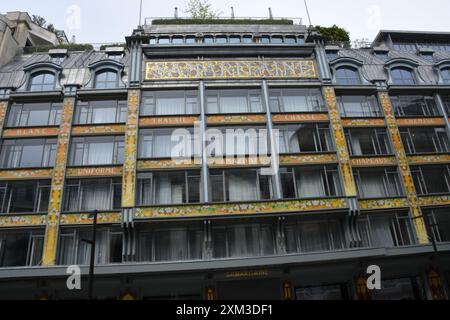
(0, 19), (449, 300)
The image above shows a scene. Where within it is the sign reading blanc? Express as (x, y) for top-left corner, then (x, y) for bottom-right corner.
(144, 59), (317, 81)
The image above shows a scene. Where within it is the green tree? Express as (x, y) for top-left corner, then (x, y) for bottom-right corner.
(314, 25), (350, 42)
(185, 0), (220, 19)
(32, 15), (47, 27)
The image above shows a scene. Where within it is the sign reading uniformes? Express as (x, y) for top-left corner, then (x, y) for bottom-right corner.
(144, 59), (317, 80)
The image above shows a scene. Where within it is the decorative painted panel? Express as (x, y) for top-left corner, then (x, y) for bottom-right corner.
(207, 114), (266, 125)
(407, 154), (450, 165)
(323, 87), (357, 197)
(42, 97), (75, 265)
(379, 92), (429, 244)
(0, 101), (7, 137)
(144, 59), (317, 81)
(272, 113), (329, 123)
(396, 117), (445, 127)
(341, 118), (386, 127)
(208, 156), (271, 168)
(71, 124), (126, 136)
(0, 215), (47, 228)
(0, 168), (52, 180)
(350, 156), (397, 167)
(66, 166), (123, 178)
(358, 198), (409, 211)
(60, 212), (121, 225)
(138, 159), (201, 170)
(279, 154), (338, 166)
(122, 90), (140, 208)
(135, 198), (347, 219)
(139, 116), (199, 127)
(418, 195), (450, 207)
(2, 127), (59, 138)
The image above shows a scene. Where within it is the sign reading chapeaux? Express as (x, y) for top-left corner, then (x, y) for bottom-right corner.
(144, 59), (317, 81)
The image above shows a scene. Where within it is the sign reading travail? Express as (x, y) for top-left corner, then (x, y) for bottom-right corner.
(145, 59), (317, 81)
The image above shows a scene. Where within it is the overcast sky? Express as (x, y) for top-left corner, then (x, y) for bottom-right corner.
(1, 0), (449, 44)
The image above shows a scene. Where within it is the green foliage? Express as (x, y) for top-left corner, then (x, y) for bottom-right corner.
(100, 43), (127, 50)
(314, 25), (350, 42)
(23, 43), (94, 54)
(185, 0), (220, 19)
(152, 18), (294, 25)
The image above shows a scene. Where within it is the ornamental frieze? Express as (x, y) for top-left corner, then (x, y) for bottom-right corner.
(60, 212), (122, 225)
(341, 118), (386, 127)
(208, 156), (271, 168)
(0, 168), (53, 180)
(207, 114), (266, 125)
(418, 195), (450, 207)
(138, 159), (201, 170)
(272, 113), (329, 123)
(72, 124), (126, 136)
(279, 154), (338, 166)
(350, 156), (397, 167)
(358, 198), (409, 210)
(0, 215), (47, 228)
(139, 116), (199, 127)
(66, 166), (123, 178)
(396, 117), (445, 127)
(2, 127), (59, 138)
(145, 59), (317, 81)
(135, 198), (347, 219)
(407, 154), (450, 165)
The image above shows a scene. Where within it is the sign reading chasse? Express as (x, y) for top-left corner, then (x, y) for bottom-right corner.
(145, 59), (317, 81)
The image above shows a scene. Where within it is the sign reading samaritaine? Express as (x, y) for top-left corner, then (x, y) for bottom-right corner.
(145, 59), (317, 81)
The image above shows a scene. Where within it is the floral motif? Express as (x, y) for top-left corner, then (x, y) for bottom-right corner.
(358, 198), (409, 210)
(72, 124), (126, 136)
(0, 169), (53, 180)
(207, 114), (266, 125)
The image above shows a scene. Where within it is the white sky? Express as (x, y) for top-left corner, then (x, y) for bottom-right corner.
(1, 0), (449, 44)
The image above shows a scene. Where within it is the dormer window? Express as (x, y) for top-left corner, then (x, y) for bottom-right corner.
(229, 36), (241, 44)
(441, 68), (450, 84)
(271, 36), (283, 44)
(94, 70), (118, 89)
(158, 37), (170, 44)
(185, 36), (196, 44)
(216, 36), (227, 44)
(391, 67), (416, 85)
(335, 66), (361, 85)
(204, 36), (214, 44)
(242, 35), (253, 44)
(172, 36), (184, 44)
(50, 56), (65, 64)
(260, 35), (270, 44)
(285, 36), (297, 44)
(29, 72), (56, 91)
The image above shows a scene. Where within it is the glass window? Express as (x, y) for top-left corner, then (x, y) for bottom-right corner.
(215, 36), (227, 44)
(296, 285), (347, 300)
(271, 36), (283, 44)
(335, 67), (361, 85)
(229, 36), (241, 44)
(210, 169), (273, 202)
(94, 70), (118, 89)
(391, 67), (416, 85)
(400, 127), (449, 154)
(206, 89), (263, 114)
(137, 224), (203, 262)
(285, 36), (297, 44)
(441, 68), (450, 84)
(212, 221), (276, 258)
(285, 216), (347, 254)
(242, 35), (253, 43)
(58, 228), (122, 265)
(137, 171), (200, 205)
(29, 72), (56, 91)
(280, 166), (342, 199)
(269, 88), (325, 113)
(337, 95), (382, 117)
(277, 124), (333, 154)
(171, 36), (183, 44)
(75, 100), (127, 124)
(204, 36), (214, 44)
(424, 208), (450, 243)
(141, 90), (199, 116)
(139, 128), (194, 159)
(411, 165), (450, 195)
(158, 37), (170, 44)
(7, 102), (62, 127)
(354, 167), (404, 198)
(260, 35), (270, 44)
(0, 230), (44, 267)
(63, 178), (121, 212)
(0, 138), (57, 168)
(372, 278), (423, 300)
(185, 36), (196, 44)
(69, 136), (124, 166)
(345, 128), (392, 156)
(358, 212), (415, 248)
(0, 181), (50, 214)
(390, 95), (439, 117)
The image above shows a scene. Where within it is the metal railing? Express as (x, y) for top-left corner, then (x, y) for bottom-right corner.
(144, 16), (303, 26)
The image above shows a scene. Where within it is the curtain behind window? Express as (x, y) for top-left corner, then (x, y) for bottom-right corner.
(220, 96), (247, 113)
(359, 172), (386, 198)
(296, 170), (325, 198)
(81, 181), (111, 211)
(370, 216), (395, 247)
(87, 141), (113, 165)
(156, 97), (184, 115)
(227, 172), (258, 201)
(299, 221), (330, 252)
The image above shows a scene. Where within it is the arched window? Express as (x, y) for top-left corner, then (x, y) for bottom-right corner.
(94, 70), (118, 89)
(441, 68), (450, 84)
(335, 67), (361, 85)
(29, 72), (56, 91)
(391, 67), (416, 85)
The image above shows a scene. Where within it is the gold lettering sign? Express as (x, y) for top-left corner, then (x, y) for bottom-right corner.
(145, 59), (317, 81)
(396, 118), (445, 127)
(273, 113), (329, 123)
(3, 127), (59, 138)
(66, 166), (123, 177)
